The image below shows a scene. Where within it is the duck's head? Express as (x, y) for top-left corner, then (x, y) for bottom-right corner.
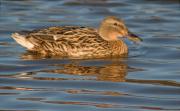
(98, 16), (142, 42)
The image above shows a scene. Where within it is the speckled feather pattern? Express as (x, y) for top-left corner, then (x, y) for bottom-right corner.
(18, 26), (128, 58)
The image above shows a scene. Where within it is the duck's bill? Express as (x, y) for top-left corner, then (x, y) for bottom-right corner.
(127, 32), (143, 42)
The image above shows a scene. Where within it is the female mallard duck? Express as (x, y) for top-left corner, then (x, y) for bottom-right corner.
(11, 16), (142, 58)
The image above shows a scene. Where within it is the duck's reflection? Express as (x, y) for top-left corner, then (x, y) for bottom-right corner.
(20, 52), (140, 82)
(45, 62), (128, 82)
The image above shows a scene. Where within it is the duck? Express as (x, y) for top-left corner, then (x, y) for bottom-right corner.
(11, 16), (142, 59)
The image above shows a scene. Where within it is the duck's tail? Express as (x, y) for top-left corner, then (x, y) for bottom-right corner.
(11, 33), (34, 50)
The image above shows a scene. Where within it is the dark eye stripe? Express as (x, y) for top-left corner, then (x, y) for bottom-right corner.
(113, 23), (125, 29)
(114, 23), (118, 26)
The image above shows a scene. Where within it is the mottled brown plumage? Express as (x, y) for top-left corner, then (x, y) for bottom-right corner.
(11, 16), (142, 59)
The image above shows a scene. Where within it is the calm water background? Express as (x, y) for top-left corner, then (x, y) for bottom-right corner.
(0, 0), (180, 111)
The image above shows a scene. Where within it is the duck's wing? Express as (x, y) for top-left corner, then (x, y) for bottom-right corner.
(11, 26), (106, 52)
(51, 27), (110, 57)
(25, 26), (98, 41)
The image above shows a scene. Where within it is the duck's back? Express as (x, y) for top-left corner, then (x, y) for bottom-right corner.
(12, 26), (114, 58)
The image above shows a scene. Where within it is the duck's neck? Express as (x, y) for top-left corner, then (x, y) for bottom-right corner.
(110, 40), (128, 55)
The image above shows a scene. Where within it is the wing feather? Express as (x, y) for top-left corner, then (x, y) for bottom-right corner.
(15, 26), (110, 57)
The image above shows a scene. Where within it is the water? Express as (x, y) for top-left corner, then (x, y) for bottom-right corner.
(0, 0), (180, 110)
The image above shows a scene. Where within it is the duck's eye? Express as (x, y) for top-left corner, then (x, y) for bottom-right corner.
(114, 23), (118, 26)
